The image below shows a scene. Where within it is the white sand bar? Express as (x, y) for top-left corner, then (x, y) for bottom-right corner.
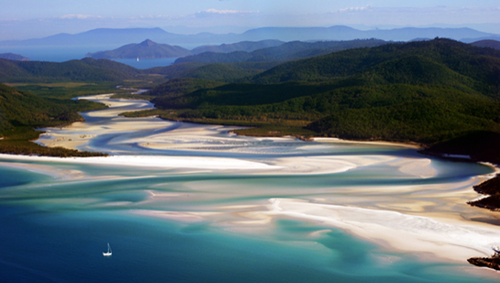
(267, 198), (500, 262)
(0, 154), (280, 171)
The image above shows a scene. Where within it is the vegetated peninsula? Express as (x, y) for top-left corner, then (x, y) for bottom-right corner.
(0, 53), (30, 61)
(421, 131), (500, 211)
(0, 57), (141, 82)
(0, 83), (108, 157)
(86, 39), (191, 59)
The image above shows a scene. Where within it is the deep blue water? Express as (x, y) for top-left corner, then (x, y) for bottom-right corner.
(111, 58), (177, 69)
(0, 47), (177, 69)
(0, 201), (496, 283)
(0, 46), (107, 62)
(0, 162), (498, 283)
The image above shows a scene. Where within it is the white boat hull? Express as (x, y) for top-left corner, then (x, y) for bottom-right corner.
(103, 243), (112, 256)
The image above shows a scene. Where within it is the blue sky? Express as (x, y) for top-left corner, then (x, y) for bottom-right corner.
(2, 0), (500, 40)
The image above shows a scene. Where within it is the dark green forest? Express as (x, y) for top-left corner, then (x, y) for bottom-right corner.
(0, 83), (108, 156)
(128, 39), (500, 144)
(2, 38), (500, 157)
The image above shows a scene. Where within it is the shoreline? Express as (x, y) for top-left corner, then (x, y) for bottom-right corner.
(311, 137), (422, 149)
(265, 198), (500, 263)
(4, 93), (500, 271)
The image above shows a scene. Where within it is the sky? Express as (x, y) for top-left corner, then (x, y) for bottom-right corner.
(2, 0), (500, 40)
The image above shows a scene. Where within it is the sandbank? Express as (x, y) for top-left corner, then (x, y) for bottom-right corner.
(0, 154), (280, 171)
(0, 161), (86, 180)
(313, 137), (422, 149)
(265, 198), (500, 262)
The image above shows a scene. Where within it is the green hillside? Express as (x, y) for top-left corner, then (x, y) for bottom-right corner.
(305, 85), (500, 143)
(143, 62), (207, 79)
(251, 39), (500, 98)
(0, 58), (141, 83)
(182, 63), (274, 82)
(175, 39), (387, 65)
(135, 39), (500, 143)
(0, 83), (107, 156)
(471, 40), (500, 51)
(87, 39), (191, 59)
(144, 61), (280, 83)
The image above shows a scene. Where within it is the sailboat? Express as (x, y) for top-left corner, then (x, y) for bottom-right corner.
(103, 243), (112, 256)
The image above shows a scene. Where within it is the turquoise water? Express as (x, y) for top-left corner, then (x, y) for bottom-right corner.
(0, 160), (497, 282)
(1, 96), (499, 282)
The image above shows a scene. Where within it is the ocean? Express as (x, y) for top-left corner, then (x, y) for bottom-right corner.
(0, 96), (499, 282)
(0, 46), (177, 69)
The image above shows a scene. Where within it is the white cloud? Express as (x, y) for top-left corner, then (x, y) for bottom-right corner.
(59, 14), (102, 20)
(336, 5), (372, 13)
(196, 9), (259, 16)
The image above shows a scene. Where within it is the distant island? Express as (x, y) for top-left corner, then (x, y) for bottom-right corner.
(0, 53), (30, 61)
(86, 39), (191, 59)
(86, 39), (286, 60)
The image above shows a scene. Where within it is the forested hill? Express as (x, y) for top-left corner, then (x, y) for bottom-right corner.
(142, 38), (500, 144)
(87, 39), (191, 59)
(0, 83), (106, 137)
(175, 39), (387, 64)
(251, 38), (500, 98)
(0, 57), (141, 82)
(471, 40), (500, 51)
(0, 83), (108, 156)
(0, 53), (30, 61)
(190, 40), (284, 55)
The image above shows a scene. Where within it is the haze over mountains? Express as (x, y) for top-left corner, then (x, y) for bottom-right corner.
(471, 40), (500, 51)
(86, 38), (388, 62)
(174, 39), (387, 64)
(87, 39), (191, 59)
(86, 39), (285, 59)
(1, 26), (499, 49)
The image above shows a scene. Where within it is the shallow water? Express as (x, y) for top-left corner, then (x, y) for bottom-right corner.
(1, 95), (499, 282)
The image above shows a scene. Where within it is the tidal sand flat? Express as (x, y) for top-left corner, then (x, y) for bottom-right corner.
(1, 94), (499, 282)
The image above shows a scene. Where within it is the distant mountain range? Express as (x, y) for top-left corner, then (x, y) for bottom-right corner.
(174, 39), (388, 64)
(1, 26), (498, 49)
(0, 53), (30, 61)
(86, 39), (285, 59)
(190, 40), (284, 55)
